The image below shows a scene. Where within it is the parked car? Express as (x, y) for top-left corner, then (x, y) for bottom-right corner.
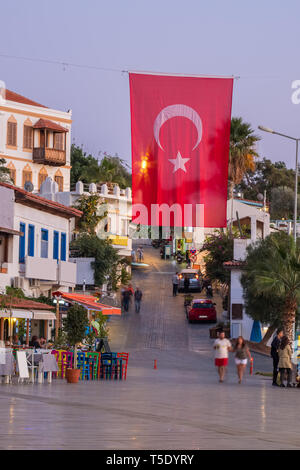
(186, 299), (217, 323)
(178, 269), (202, 292)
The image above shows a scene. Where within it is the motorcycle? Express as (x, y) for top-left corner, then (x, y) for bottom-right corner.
(206, 284), (213, 297)
(176, 251), (184, 264)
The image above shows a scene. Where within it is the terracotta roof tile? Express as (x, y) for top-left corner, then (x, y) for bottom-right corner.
(0, 295), (54, 310)
(33, 118), (68, 132)
(5, 89), (47, 108)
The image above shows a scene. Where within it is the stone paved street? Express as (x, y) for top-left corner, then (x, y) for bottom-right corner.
(1, 246), (300, 450)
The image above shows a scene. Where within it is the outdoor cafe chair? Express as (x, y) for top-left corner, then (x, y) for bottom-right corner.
(86, 352), (100, 380)
(117, 352), (129, 380)
(61, 351), (73, 379)
(51, 350), (60, 378)
(77, 352), (90, 380)
(100, 353), (113, 380)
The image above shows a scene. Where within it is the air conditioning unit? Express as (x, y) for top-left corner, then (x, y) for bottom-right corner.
(13, 276), (24, 289)
(29, 278), (40, 287)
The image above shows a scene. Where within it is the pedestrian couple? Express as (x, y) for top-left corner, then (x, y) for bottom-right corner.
(271, 328), (293, 387)
(214, 331), (252, 384)
(121, 285), (143, 313)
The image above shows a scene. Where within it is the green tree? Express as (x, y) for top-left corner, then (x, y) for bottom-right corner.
(70, 145), (131, 188)
(70, 233), (122, 289)
(201, 229), (237, 285)
(63, 304), (88, 368)
(270, 186), (300, 220)
(241, 234), (286, 344)
(243, 232), (300, 343)
(73, 194), (107, 234)
(0, 158), (11, 183)
(70, 144), (100, 187)
(238, 158), (296, 203)
(228, 117), (260, 198)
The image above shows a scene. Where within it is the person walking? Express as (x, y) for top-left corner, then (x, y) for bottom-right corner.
(134, 287), (143, 313)
(278, 336), (293, 387)
(213, 330), (232, 383)
(184, 275), (190, 294)
(233, 336), (252, 384)
(172, 272), (179, 296)
(122, 289), (131, 312)
(271, 328), (284, 386)
(131, 249), (136, 263)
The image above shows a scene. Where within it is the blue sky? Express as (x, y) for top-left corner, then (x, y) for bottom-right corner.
(1, 0), (300, 170)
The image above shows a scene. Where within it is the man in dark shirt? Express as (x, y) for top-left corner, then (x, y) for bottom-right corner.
(271, 328), (284, 386)
(134, 288), (143, 313)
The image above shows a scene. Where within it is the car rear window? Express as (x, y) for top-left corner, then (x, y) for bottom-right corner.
(193, 303), (213, 309)
(182, 273), (198, 279)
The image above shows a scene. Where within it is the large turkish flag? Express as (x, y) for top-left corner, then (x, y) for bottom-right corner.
(129, 73), (233, 227)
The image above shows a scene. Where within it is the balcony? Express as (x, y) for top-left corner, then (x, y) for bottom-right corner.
(33, 147), (66, 166)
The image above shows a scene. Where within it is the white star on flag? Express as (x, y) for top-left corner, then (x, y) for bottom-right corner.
(169, 152), (190, 173)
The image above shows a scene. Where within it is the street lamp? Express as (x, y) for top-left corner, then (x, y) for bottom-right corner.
(258, 125), (300, 242)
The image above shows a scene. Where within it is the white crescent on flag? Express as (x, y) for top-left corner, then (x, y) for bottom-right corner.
(153, 104), (203, 151)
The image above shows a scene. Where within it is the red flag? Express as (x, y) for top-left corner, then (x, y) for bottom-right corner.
(129, 73), (233, 227)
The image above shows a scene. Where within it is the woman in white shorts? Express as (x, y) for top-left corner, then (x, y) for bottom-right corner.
(233, 336), (252, 384)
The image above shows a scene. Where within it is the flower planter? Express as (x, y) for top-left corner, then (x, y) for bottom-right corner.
(66, 368), (80, 383)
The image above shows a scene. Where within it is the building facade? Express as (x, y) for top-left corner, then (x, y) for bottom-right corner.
(0, 182), (81, 298)
(0, 89), (72, 191)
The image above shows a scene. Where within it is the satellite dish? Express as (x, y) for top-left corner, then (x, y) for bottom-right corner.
(257, 193), (264, 201)
(24, 181), (34, 192)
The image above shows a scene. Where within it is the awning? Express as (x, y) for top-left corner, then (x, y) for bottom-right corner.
(52, 291), (121, 315)
(32, 311), (56, 320)
(0, 309), (33, 319)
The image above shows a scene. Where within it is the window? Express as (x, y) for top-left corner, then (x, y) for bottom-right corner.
(8, 168), (16, 184)
(121, 219), (127, 236)
(19, 223), (26, 263)
(7, 120), (17, 146)
(23, 126), (33, 149)
(54, 175), (63, 192)
(60, 232), (66, 261)
(232, 304), (243, 320)
(28, 225), (35, 257)
(53, 231), (59, 260)
(54, 133), (64, 150)
(40, 229), (48, 258)
(39, 130), (48, 148)
(22, 164), (32, 188)
(38, 167), (48, 190)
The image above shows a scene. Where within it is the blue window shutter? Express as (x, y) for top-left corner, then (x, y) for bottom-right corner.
(19, 223), (26, 263)
(28, 225), (35, 257)
(53, 231), (59, 260)
(41, 229), (49, 258)
(60, 233), (66, 261)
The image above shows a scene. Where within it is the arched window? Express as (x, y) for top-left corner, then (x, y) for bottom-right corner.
(22, 164), (32, 188)
(7, 162), (16, 184)
(38, 167), (48, 190)
(7, 115), (17, 147)
(54, 169), (64, 192)
(23, 118), (33, 150)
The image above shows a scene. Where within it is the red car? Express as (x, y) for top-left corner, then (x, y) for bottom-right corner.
(186, 299), (217, 323)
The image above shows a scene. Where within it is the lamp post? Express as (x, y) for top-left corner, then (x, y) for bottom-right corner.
(258, 125), (300, 242)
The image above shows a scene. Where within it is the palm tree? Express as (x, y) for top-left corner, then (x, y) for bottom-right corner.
(228, 117), (260, 199)
(250, 234), (300, 343)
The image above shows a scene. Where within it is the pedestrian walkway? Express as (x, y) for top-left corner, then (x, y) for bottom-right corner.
(1, 246), (299, 450)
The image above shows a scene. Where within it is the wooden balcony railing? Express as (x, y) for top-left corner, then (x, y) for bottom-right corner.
(33, 147), (66, 166)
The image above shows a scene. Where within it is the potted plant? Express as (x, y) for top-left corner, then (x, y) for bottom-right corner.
(63, 304), (89, 383)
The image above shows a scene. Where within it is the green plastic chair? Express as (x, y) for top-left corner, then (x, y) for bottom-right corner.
(86, 352), (100, 380)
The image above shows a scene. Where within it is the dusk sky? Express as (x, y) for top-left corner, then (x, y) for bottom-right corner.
(1, 0), (300, 170)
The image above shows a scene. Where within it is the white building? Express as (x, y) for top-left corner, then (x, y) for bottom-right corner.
(0, 181), (81, 298)
(39, 179), (132, 289)
(0, 88), (72, 191)
(224, 201), (270, 341)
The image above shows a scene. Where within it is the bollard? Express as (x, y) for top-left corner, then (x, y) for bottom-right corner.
(250, 357), (253, 375)
(154, 359), (157, 370)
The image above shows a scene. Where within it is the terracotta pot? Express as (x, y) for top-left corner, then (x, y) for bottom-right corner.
(66, 368), (80, 383)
